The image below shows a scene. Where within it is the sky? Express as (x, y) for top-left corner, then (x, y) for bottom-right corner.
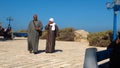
(0, 0), (120, 32)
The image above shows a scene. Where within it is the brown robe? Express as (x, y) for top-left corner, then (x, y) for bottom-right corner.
(45, 24), (59, 53)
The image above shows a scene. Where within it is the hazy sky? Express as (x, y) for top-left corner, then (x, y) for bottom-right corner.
(0, 0), (120, 32)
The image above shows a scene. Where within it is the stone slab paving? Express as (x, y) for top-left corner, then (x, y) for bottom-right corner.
(0, 37), (106, 68)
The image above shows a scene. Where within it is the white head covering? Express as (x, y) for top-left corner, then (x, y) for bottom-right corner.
(49, 18), (56, 31)
(49, 18), (54, 22)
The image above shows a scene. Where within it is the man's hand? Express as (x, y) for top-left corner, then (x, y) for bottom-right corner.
(35, 27), (39, 31)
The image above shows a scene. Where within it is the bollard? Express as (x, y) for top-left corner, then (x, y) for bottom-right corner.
(84, 48), (98, 68)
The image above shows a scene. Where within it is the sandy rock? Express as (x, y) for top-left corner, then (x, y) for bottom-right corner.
(74, 30), (89, 43)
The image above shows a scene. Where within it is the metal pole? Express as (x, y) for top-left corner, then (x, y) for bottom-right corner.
(7, 17), (13, 29)
(9, 19), (11, 29)
(113, 12), (117, 41)
(8, 19), (10, 27)
(106, 0), (120, 41)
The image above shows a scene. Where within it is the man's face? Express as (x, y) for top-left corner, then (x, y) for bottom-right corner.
(33, 15), (37, 21)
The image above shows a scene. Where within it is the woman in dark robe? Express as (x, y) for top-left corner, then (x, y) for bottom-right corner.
(109, 32), (120, 68)
(45, 18), (59, 53)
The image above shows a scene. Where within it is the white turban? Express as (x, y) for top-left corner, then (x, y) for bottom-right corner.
(49, 18), (54, 22)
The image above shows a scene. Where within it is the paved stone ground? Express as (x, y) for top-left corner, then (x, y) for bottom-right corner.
(0, 37), (105, 68)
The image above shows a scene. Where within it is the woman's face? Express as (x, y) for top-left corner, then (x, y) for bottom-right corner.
(48, 21), (53, 24)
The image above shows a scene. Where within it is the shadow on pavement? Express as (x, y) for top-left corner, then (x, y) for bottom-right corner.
(37, 49), (63, 54)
